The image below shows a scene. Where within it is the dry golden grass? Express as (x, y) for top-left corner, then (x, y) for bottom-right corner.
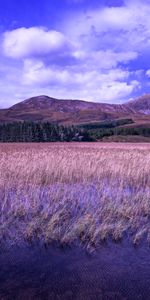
(0, 142), (150, 249)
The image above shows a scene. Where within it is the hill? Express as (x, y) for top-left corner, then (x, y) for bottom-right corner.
(0, 94), (150, 127)
(125, 94), (150, 114)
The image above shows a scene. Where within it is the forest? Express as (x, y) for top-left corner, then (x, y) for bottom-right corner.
(0, 121), (92, 142)
(0, 119), (150, 142)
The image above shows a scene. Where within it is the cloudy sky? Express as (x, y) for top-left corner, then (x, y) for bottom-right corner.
(0, 0), (150, 107)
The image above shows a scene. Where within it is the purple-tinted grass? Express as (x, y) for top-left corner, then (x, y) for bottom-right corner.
(0, 143), (150, 249)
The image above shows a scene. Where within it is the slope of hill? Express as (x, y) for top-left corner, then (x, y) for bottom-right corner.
(125, 94), (150, 114)
(0, 95), (139, 125)
(0, 94), (150, 126)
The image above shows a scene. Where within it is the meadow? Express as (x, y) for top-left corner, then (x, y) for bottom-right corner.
(0, 142), (150, 250)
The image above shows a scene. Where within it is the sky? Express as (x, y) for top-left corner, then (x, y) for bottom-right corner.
(1, 0), (150, 107)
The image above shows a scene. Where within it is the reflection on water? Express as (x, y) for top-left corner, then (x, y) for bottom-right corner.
(0, 240), (150, 300)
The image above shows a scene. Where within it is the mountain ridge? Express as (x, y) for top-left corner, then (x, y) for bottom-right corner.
(0, 94), (150, 126)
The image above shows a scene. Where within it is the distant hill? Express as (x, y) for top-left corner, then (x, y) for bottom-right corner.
(0, 94), (150, 126)
(125, 94), (150, 114)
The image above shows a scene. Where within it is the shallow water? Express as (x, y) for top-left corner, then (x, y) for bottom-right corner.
(0, 240), (150, 300)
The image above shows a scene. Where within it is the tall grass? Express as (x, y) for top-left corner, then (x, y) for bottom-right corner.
(0, 142), (150, 249)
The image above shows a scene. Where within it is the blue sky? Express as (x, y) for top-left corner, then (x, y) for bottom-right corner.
(0, 0), (150, 107)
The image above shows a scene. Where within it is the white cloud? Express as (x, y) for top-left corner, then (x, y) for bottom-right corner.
(146, 70), (150, 77)
(23, 59), (71, 86)
(3, 27), (73, 59)
(0, 1), (147, 106)
(73, 50), (138, 70)
(21, 58), (140, 103)
(0, 62), (140, 107)
(64, 0), (150, 52)
(22, 58), (130, 86)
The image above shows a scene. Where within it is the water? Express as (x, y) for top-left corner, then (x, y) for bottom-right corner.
(0, 240), (150, 299)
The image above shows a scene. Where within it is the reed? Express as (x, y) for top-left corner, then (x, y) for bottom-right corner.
(0, 142), (150, 249)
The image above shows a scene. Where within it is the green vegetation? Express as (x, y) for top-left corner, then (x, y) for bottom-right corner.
(78, 118), (150, 141)
(79, 118), (134, 130)
(0, 121), (92, 142)
(0, 118), (150, 142)
(88, 126), (150, 140)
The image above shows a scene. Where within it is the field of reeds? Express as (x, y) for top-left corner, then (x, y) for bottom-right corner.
(0, 142), (150, 250)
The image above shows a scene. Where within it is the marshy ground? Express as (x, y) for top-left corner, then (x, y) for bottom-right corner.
(0, 142), (150, 248)
(0, 142), (150, 299)
(1, 240), (150, 300)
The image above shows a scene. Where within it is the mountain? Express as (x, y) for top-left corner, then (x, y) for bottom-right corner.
(0, 94), (150, 126)
(125, 94), (150, 114)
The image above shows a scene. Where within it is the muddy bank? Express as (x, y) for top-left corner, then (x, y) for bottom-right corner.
(0, 240), (150, 300)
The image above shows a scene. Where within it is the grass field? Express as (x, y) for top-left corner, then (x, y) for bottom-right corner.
(0, 142), (150, 250)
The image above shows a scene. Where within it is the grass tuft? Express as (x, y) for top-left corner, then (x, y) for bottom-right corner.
(0, 142), (150, 249)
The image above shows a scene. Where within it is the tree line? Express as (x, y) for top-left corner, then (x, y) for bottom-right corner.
(0, 122), (92, 142)
(0, 120), (150, 142)
(88, 126), (150, 140)
(78, 118), (134, 130)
